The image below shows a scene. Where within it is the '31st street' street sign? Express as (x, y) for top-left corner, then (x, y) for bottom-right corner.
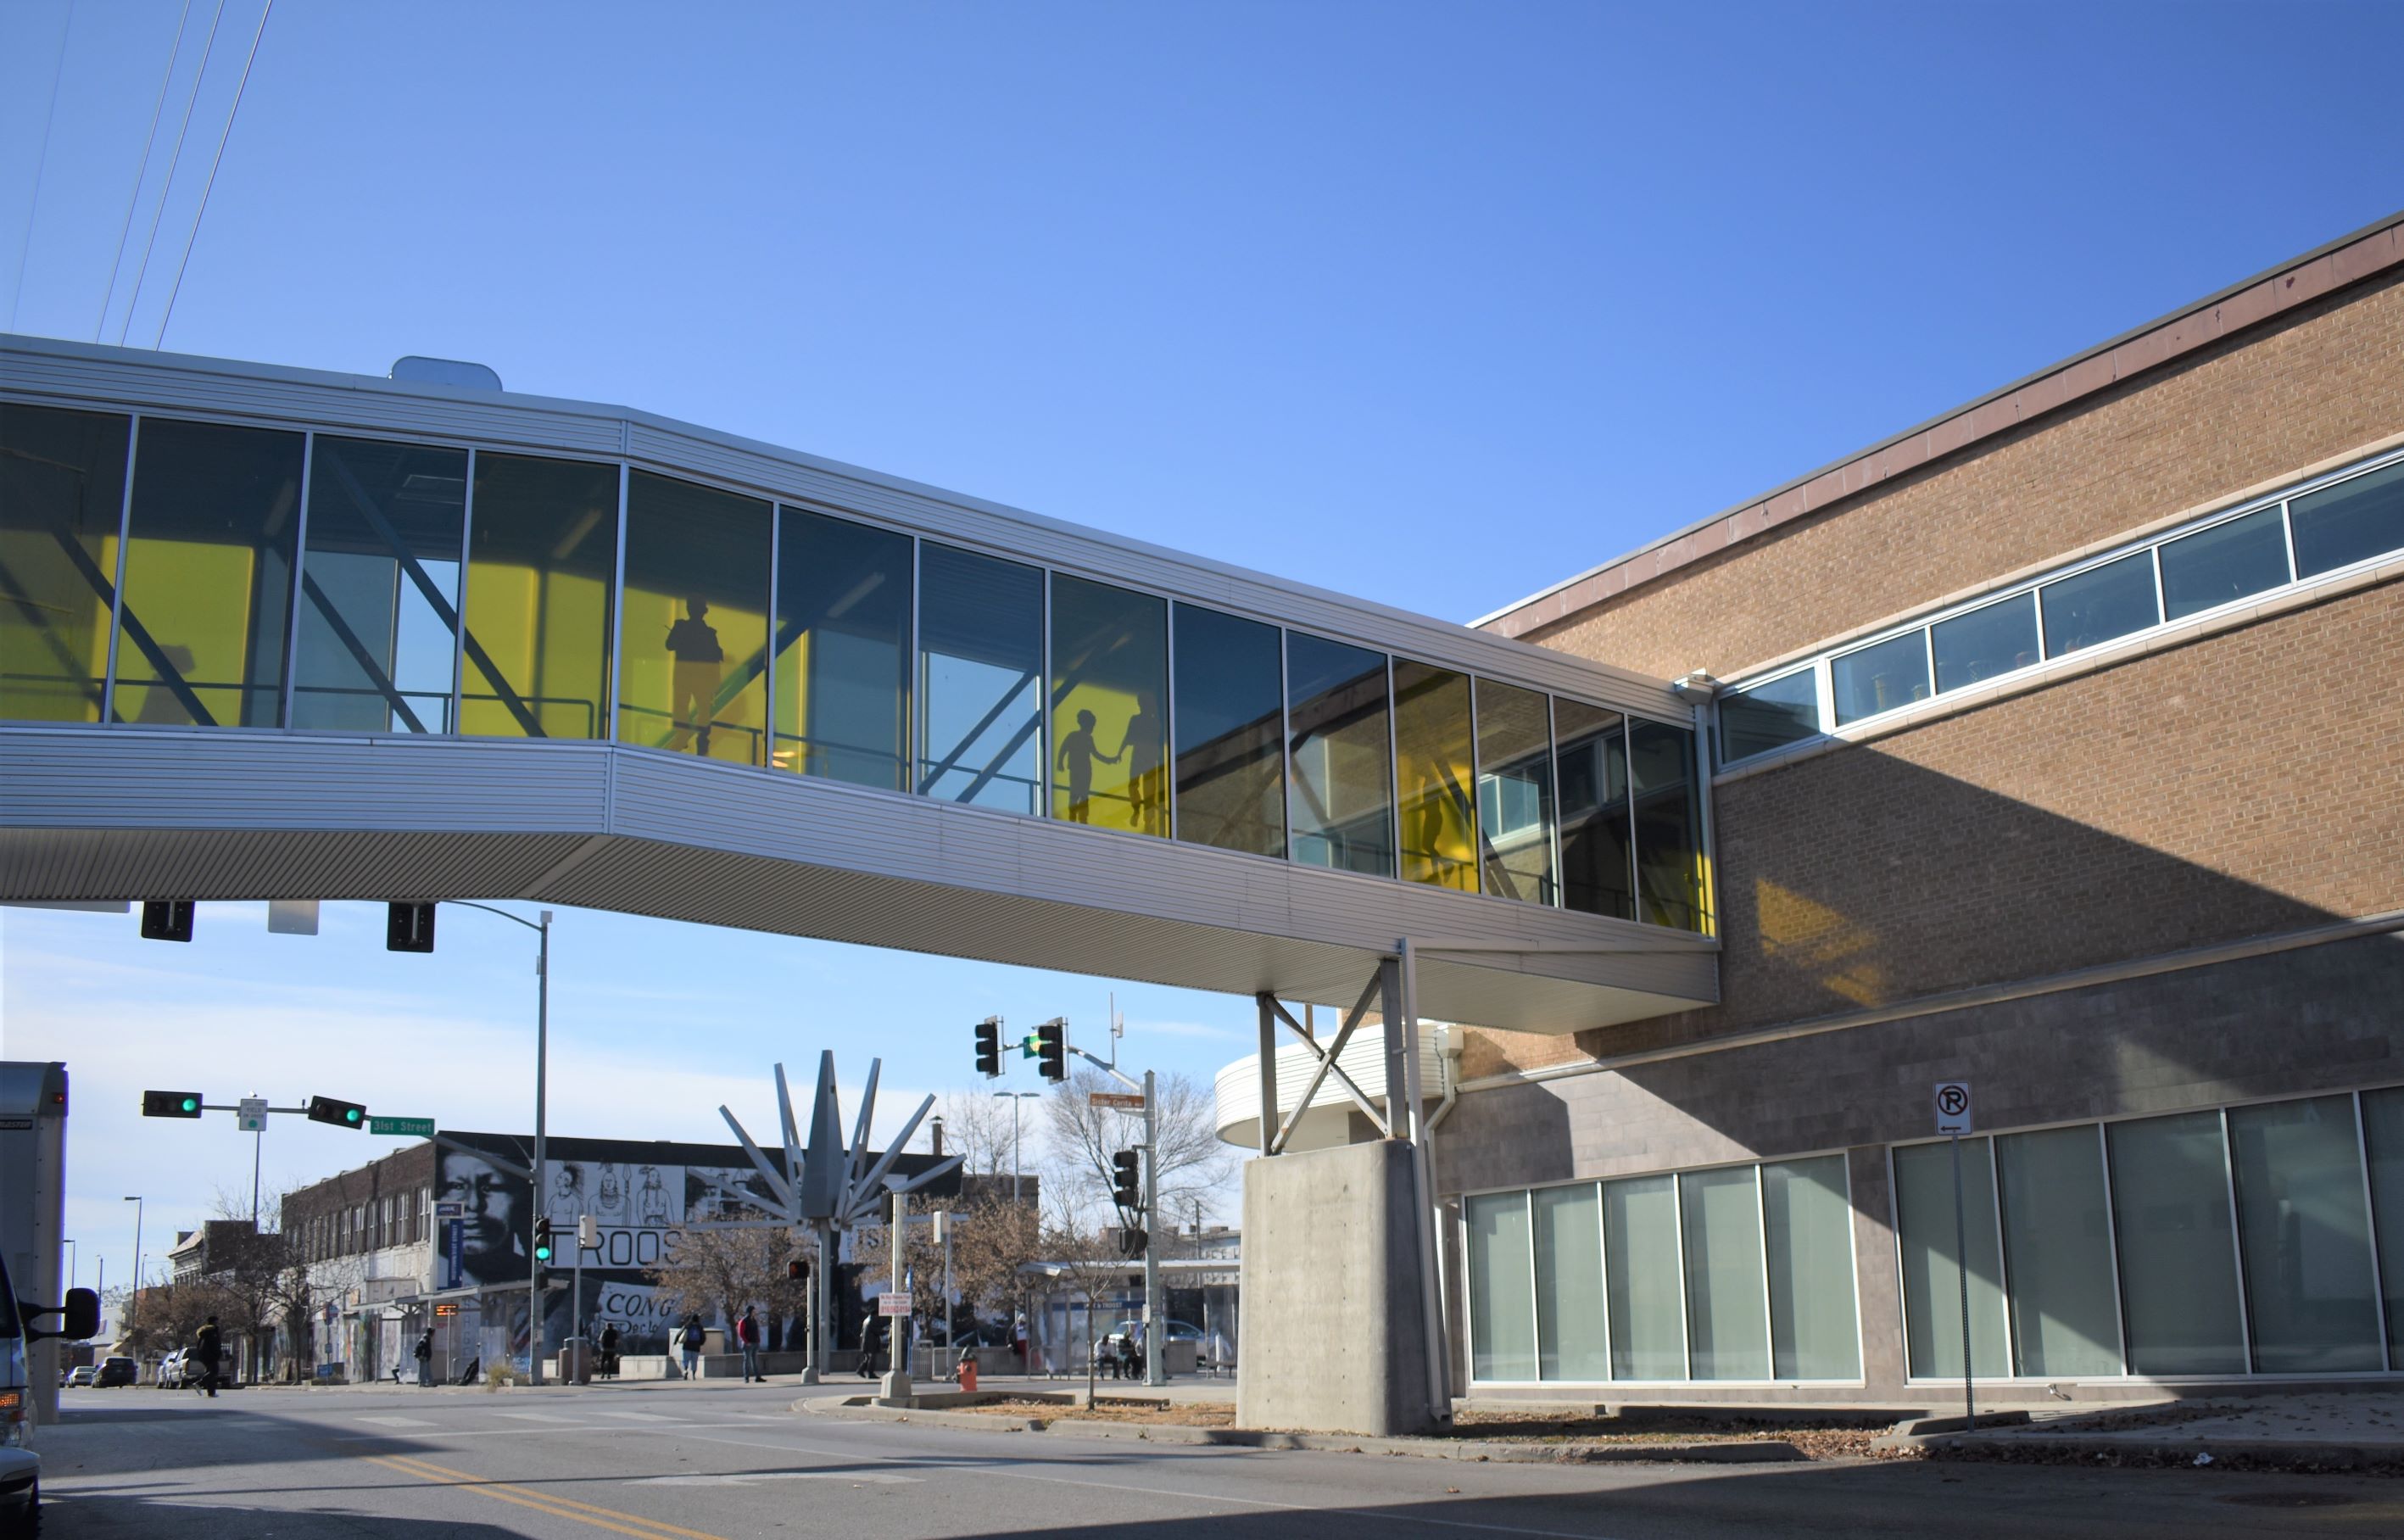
(369, 1116), (436, 1137)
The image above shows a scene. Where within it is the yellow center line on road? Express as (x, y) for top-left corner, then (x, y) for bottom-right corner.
(362, 1452), (733, 1540)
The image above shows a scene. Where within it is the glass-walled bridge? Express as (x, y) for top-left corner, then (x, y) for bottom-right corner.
(0, 334), (1715, 1033)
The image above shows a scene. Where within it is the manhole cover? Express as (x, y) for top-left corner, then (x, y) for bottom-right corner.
(2217, 1492), (2357, 1509)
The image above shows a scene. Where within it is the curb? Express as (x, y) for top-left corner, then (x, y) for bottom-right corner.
(1891, 1431), (2404, 1470)
(816, 1399), (1807, 1464)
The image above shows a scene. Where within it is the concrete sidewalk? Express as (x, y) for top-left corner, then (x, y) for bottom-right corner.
(1904, 1394), (2404, 1471)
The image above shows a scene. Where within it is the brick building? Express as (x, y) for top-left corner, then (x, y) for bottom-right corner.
(1437, 211), (2404, 1402)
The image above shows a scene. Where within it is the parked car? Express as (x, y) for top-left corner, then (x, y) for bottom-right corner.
(95, 1357), (137, 1388)
(1104, 1319), (1203, 1348)
(64, 1366), (95, 1388)
(154, 1350), (189, 1388)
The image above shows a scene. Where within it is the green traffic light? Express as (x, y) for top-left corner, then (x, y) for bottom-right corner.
(534, 1244), (552, 1262)
(181, 1096), (198, 1113)
(346, 1108), (361, 1124)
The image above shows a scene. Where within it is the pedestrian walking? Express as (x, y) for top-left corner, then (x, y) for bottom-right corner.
(736, 1306), (763, 1382)
(599, 1321), (622, 1380)
(856, 1313), (883, 1380)
(414, 1329), (434, 1387)
(678, 1316), (706, 1381)
(194, 1316), (223, 1399)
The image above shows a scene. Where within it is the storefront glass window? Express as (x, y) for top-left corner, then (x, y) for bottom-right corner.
(1995, 1126), (2122, 1377)
(1476, 679), (1556, 906)
(2228, 1096), (2384, 1374)
(1604, 1174), (1683, 1381)
(1762, 1155), (1859, 1381)
(1286, 633), (1393, 877)
(115, 418), (303, 728)
(1392, 661), (1475, 891)
(1680, 1167), (1770, 1380)
(0, 405), (126, 723)
(772, 507), (911, 790)
(918, 543), (1044, 813)
(1895, 1138), (2010, 1379)
(616, 471), (771, 764)
(1555, 698), (1632, 921)
(460, 452), (618, 739)
(1169, 603), (1283, 857)
(1532, 1184), (1607, 1382)
(293, 436), (465, 733)
(1051, 575), (1168, 835)
(1466, 1192), (1535, 1381)
(2107, 1111), (2246, 1376)
(2362, 1088), (2404, 1367)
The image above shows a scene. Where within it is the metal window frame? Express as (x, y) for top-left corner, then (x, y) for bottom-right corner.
(762, 496), (784, 769)
(99, 413), (140, 725)
(2355, 1090), (2396, 1375)
(452, 447), (474, 736)
(605, 462), (629, 743)
(276, 432), (315, 729)
(2218, 1106), (2257, 1374)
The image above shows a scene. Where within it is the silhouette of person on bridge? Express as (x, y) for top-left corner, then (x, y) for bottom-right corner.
(1056, 707), (1120, 823)
(666, 596), (724, 757)
(1121, 690), (1164, 834)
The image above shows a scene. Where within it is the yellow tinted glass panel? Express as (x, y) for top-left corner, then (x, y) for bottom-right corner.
(618, 471), (770, 765)
(0, 405), (126, 723)
(1049, 574), (1167, 836)
(461, 453), (617, 739)
(1392, 661), (1474, 890)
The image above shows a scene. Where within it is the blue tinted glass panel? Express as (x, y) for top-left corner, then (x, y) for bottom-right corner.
(1719, 669), (1817, 762)
(1829, 631), (1927, 726)
(2159, 507), (2288, 622)
(918, 543), (1043, 813)
(1553, 698), (1631, 921)
(2040, 552), (2158, 658)
(293, 437), (466, 734)
(773, 507), (911, 791)
(2290, 460), (2404, 578)
(1286, 633), (1393, 877)
(1171, 604), (1283, 857)
(1930, 593), (2039, 694)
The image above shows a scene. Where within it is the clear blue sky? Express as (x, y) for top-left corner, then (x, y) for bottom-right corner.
(4, 1), (2401, 1292)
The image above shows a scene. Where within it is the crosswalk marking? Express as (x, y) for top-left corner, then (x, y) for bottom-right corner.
(594, 1411), (674, 1422)
(494, 1411), (584, 1423)
(357, 1415), (436, 1428)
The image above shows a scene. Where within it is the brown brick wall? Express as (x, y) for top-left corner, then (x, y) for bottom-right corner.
(1520, 269), (2404, 682)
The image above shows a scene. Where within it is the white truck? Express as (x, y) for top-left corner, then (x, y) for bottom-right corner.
(3, 1061), (101, 1536)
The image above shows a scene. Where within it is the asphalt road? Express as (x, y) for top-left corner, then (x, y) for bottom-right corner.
(30, 1379), (2403, 1540)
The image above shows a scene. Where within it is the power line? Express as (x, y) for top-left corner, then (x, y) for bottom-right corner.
(4, 0), (77, 335)
(154, 0), (272, 350)
(95, 0), (194, 343)
(119, 0), (227, 348)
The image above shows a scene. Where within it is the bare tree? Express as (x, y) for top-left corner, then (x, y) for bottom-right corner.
(853, 1190), (1044, 1343)
(1039, 1186), (1142, 1409)
(933, 1091), (1022, 1178)
(645, 1214), (810, 1346)
(1044, 1066), (1232, 1219)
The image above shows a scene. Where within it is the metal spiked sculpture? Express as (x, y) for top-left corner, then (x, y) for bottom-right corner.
(706, 1051), (962, 1382)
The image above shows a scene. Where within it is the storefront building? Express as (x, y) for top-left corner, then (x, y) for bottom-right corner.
(1442, 210), (2404, 1402)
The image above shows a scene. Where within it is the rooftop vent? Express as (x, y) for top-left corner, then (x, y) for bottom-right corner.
(389, 355), (503, 392)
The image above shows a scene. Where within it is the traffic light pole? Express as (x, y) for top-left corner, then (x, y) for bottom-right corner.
(1071, 1045), (1163, 1388)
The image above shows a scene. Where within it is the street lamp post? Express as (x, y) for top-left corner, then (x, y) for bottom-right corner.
(444, 901), (554, 1386)
(994, 1091), (1040, 1202)
(123, 1197), (143, 1344)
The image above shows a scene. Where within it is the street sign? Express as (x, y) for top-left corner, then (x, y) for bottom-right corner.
(370, 1116), (437, 1137)
(1933, 1082), (1973, 1135)
(237, 1097), (269, 1132)
(1088, 1091), (1146, 1111)
(877, 1292), (913, 1317)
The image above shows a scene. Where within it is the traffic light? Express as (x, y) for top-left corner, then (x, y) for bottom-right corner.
(577, 1214), (599, 1250)
(533, 1218), (555, 1264)
(1037, 1022), (1067, 1083)
(142, 1090), (204, 1119)
(1112, 1149), (1141, 1210)
(386, 901), (436, 953)
(786, 1258), (806, 1282)
(305, 1095), (367, 1130)
(139, 901), (194, 942)
(973, 1017), (1001, 1078)
(1119, 1226), (1147, 1259)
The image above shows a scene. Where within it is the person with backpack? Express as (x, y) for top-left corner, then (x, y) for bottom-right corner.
(193, 1316), (223, 1398)
(735, 1306), (763, 1382)
(598, 1321), (622, 1380)
(414, 1329), (434, 1387)
(678, 1316), (706, 1380)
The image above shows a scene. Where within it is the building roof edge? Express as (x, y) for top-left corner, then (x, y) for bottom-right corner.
(1474, 206), (2404, 637)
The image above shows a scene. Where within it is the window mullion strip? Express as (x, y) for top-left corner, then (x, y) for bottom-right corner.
(101, 414), (139, 725)
(2220, 1107), (2256, 1375)
(607, 462), (629, 742)
(280, 431), (315, 729)
(452, 448), (473, 735)
(2355, 1091), (2392, 1375)
(1755, 1163), (1777, 1381)
(764, 504), (783, 770)
(2096, 1122), (2131, 1376)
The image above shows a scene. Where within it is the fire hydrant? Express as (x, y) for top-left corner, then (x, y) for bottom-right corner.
(957, 1348), (978, 1393)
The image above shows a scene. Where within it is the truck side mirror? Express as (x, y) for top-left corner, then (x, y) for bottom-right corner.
(61, 1287), (99, 1341)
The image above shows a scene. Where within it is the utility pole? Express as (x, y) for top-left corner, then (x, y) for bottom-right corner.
(250, 1095), (264, 1223)
(123, 1196), (143, 1343)
(444, 901), (554, 1384)
(879, 1189), (912, 1403)
(996, 1091), (1040, 1202)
